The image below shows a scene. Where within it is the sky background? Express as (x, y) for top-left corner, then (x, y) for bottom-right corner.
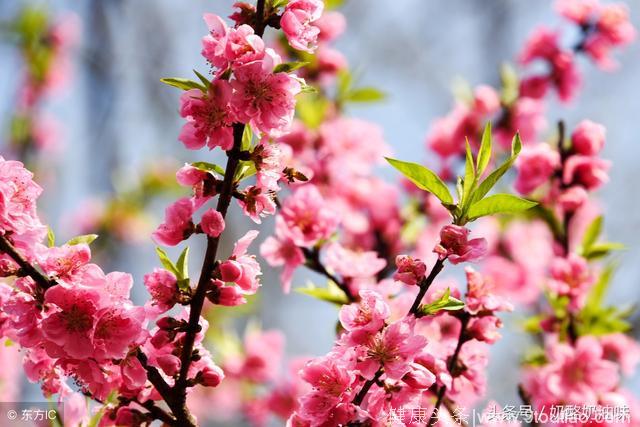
(1, 0), (639, 425)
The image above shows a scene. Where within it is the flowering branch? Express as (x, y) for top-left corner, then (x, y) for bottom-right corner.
(0, 233), (56, 292)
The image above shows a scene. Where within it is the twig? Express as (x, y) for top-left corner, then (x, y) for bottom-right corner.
(428, 311), (470, 426)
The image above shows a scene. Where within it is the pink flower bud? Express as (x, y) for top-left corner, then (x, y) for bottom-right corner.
(434, 225), (487, 264)
(200, 364), (225, 387)
(200, 209), (225, 238)
(402, 362), (437, 389)
(514, 144), (560, 195)
(571, 120), (606, 155)
(176, 164), (208, 187)
(219, 260), (243, 282)
(558, 186), (588, 212)
(157, 354), (181, 376)
(393, 255), (427, 286)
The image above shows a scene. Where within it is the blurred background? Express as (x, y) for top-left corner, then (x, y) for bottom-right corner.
(1, 0), (639, 424)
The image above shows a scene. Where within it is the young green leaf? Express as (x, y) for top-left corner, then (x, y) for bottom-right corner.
(155, 247), (180, 277)
(467, 194), (537, 220)
(461, 139), (476, 209)
(47, 226), (55, 247)
(241, 125), (253, 150)
(337, 70), (353, 100)
(176, 246), (189, 280)
(193, 69), (211, 89)
(583, 242), (625, 260)
(472, 133), (522, 202)
(420, 288), (465, 315)
(386, 157), (453, 204)
(476, 122), (492, 176)
(296, 282), (349, 306)
(191, 161), (225, 176)
(160, 77), (206, 92)
(66, 234), (98, 246)
(345, 87), (386, 103)
(273, 61), (309, 73)
(581, 216), (603, 253)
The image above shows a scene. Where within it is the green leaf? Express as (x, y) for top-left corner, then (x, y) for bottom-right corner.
(299, 81), (318, 94)
(155, 247), (180, 277)
(65, 234), (98, 246)
(476, 122), (492, 176)
(581, 216), (603, 252)
(337, 70), (353, 100)
(461, 139), (476, 210)
(585, 263), (616, 310)
(583, 242), (625, 260)
(176, 246), (189, 280)
(386, 157), (453, 204)
(193, 69), (211, 89)
(268, 0), (289, 9)
(235, 161), (257, 181)
(345, 87), (386, 103)
(522, 314), (545, 334)
(420, 288), (465, 315)
(241, 125), (253, 150)
(472, 133), (522, 202)
(296, 282), (349, 306)
(296, 95), (328, 128)
(191, 161), (225, 176)
(47, 226), (55, 247)
(160, 77), (206, 92)
(522, 347), (547, 366)
(500, 62), (519, 106)
(467, 194), (537, 220)
(273, 61), (309, 73)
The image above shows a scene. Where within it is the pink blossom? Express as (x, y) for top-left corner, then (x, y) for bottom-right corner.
(143, 268), (179, 313)
(393, 255), (427, 286)
(281, 0), (324, 53)
(467, 316), (503, 344)
(434, 224), (487, 264)
(201, 14), (230, 69)
(152, 197), (197, 246)
(200, 208), (225, 238)
(571, 119), (606, 155)
(526, 336), (619, 405)
(224, 25), (265, 66)
(260, 217), (305, 293)
(354, 318), (427, 380)
(253, 139), (286, 191)
(219, 230), (261, 293)
(207, 279), (247, 306)
(563, 154), (611, 190)
(41, 285), (101, 359)
(92, 306), (145, 360)
(36, 243), (91, 280)
(514, 144), (560, 194)
(229, 330), (284, 383)
(600, 333), (640, 376)
(238, 185), (277, 223)
(548, 254), (594, 312)
(339, 290), (390, 333)
(299, 354), (356, 401)
(178, 80), (235, 151)
(555, 0), (599, 25)
(402, 362), (437, 390)
(0, 157), (45, 236)
(230, 52), (301, 137)
(557, 185), (589, 212)
(465, 267), (514, 314)
(324, 243), (386, 279)
(472, 85), (501, 116)
(315, 11), (346, 42)
(176, 164), (208, 187)
(280, 185), (338, 247)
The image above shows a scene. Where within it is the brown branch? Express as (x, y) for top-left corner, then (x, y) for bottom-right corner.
(0, 233), (56, 298)
(429, 311), (471, 426)
(408, 257), (446, 316)
(302, 247), (355, 301)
